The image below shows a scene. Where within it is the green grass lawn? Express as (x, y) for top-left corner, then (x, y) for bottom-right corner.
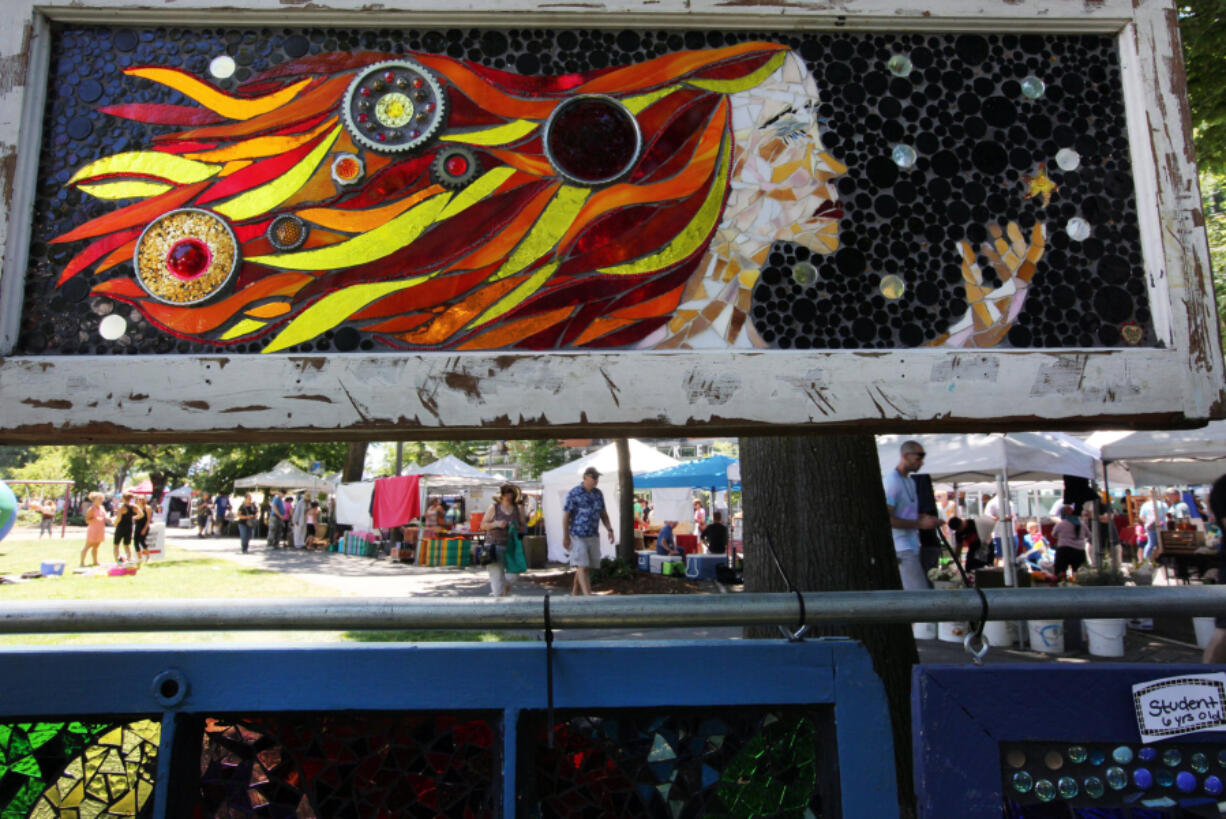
(0, 533), (530, 646)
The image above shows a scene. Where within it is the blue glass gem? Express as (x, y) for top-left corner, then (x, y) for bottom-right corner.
(1113, 746), (1134, 765)
(1012, 771), (1034, 793)
(1156, 768), (1174, 788)
(1191, 752), (1209, 773)
(1161, 748), (1181, 767)
(1138, 747), (1156, 762)
(1105, 767), (1128, 790)
(1034, 779), (1057, 802)
(891, 144), (917, 169)
(1176, 771), (1197, 793)
(1088, 748), (1106, 766)
(1134, 767), (1154, 789)
(1205, 775), (1224, 795)
(1084, 776), (1105, 799)
(1218, 750), (1226, 768)
(1057, 776), (1078, 799)
(1067, 746), (1088, 764)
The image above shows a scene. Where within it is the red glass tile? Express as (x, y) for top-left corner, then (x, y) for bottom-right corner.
(444, 88), (509, 129)
(332, 154), (434, 209)
(630, 95), (719, 184)
(98, 103), (224, 126)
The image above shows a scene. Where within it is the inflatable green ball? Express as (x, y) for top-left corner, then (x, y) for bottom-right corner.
(0, 481), (16, 542)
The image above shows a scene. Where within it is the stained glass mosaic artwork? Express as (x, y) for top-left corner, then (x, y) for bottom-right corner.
(519, 706), (829, 817)
(0, 719), (160, 818)
(1003, 741), (1226, 817)
(196, 712), (497, 817)
(20, 27), (1149, 354)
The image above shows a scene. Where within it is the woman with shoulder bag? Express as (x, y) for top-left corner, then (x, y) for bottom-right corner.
(481, 484), (528, 596)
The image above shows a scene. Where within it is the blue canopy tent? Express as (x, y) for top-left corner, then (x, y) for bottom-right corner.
(634, 455), (741, 561)
(632, 454), (741, 491)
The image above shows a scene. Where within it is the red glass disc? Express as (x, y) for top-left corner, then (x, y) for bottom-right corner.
(547, 97), (639, 184)
(165, 238), (211, 280)
(444, 155), (469, 176)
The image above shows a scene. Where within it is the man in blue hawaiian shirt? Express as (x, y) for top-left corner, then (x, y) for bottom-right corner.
(562, 466), (614, 595)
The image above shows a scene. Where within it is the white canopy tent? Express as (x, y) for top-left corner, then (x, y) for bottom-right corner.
(876, 433), (1098, 484)
(541, 440), (681, 563)
(233, 460), (333, 494)
(877, 433), (1100, 588)
(1087, 423), (1226, 486)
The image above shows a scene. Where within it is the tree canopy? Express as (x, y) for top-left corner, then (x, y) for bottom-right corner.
(1184, 0), (1226, 173)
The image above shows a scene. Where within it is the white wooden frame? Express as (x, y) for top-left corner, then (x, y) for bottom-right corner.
(0, 0), (1220, 442)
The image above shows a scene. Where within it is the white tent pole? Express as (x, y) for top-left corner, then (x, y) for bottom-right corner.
(998, 474), (1016, 589)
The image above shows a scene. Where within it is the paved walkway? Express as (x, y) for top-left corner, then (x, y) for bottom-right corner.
(167, 532), (1207, 660)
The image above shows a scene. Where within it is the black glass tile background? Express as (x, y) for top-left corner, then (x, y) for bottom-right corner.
(17, 26), (1152, 355)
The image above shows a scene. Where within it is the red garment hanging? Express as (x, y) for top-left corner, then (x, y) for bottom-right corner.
(371, 475), (421, 528)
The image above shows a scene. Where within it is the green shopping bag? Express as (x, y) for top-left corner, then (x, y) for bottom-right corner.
(505, 523), (527, 574)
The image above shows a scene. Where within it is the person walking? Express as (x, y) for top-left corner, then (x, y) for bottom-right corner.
(481, 484), (528, 596)
(80, 492), (108, 568)
(562, 466), (614, 596)
(236, 493), (258, 554)
(883, 440), (939, 590)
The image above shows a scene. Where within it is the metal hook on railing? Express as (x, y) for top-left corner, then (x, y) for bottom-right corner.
(963, 630), (990, 665)
(776, 588), (808, 642)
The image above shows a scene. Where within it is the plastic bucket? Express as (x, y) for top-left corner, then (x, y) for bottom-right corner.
(1028, 619), (1064, 654)
(938, 622), (968, 643)
(912, 622), (937, 640)
(1194, 617), (1218, 648)
(469, 513), (484, 530)
(1085, 618), (1126, 657)
(982, 620), (1012, 648)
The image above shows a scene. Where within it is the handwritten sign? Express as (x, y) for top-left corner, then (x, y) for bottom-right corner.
(1133, 674), (1226, 743)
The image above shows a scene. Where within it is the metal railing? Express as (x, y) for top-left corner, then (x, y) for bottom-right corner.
(1, 587), (1224, 633)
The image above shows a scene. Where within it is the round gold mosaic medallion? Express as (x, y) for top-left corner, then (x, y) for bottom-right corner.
(133, 208), (239, 305)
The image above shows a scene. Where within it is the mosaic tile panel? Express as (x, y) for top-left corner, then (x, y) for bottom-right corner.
(1003, 741), (1226, 817)
(0, 719), (160, 818)
(518, 706), (831, 817)
(18, 26), (1149, 354)
(196, 712), (498, 817)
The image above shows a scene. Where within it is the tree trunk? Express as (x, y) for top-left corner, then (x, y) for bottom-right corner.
(740, 434), (918, 817)
(343, 442), (368, 483)
(615, 438), (635, 563)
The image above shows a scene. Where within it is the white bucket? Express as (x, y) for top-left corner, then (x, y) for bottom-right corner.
(912, 622), (938, 640)
(1028, 619), (1065, 654)
(1085, 618), (1126, 657)
(938, 621), (969, 643)
(982, 620), (1012, 648)
(1194, 617), (1218, 648)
